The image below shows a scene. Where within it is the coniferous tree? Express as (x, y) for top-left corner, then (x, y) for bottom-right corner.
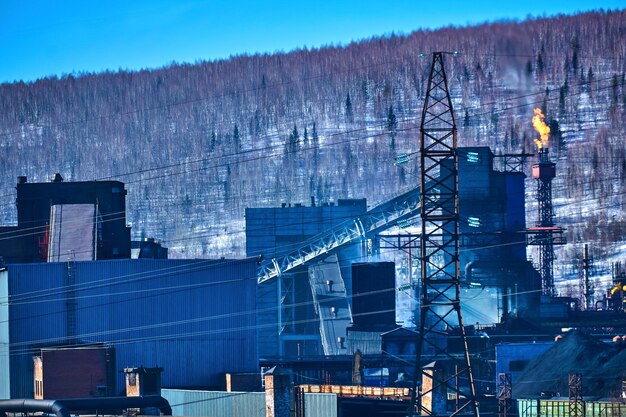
(387, 105), (398, 151)
(0, 10), (624, 259)
(311, 122), (319, 146)
(526, 61), (533, 78)
(463, 110), (470, 128)
(536, 48), (545, 74)
(549, 119), (565, 153)
(210, 130), (217, 151)
(386, 105), (398, 132)
(345, 93), (354, 123)
(233, 124), (240, 150)
(571, 36), (580, 73)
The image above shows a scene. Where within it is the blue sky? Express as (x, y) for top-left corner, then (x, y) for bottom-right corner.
(1, 0), (624, 83)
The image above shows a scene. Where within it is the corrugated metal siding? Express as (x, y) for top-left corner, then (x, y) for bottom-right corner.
(7, 259), (257, 398)
(163, 389), (265, 417)
(0, 270), (10, 398)
(162, 389), (337, 417)
(304, 393), (337, 417)
(495, 342), (553, 386)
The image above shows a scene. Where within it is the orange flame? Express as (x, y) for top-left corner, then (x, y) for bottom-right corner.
(532, 108), (550, 150)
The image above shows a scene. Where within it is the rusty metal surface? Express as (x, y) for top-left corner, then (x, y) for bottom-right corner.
(298, 384), (410, 400)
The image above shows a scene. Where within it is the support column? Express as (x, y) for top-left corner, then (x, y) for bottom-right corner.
(265, 371), (292, 417)
(497, 373), (513, 417)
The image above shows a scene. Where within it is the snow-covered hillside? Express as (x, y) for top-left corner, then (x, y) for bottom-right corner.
(0, 10), (624, 299)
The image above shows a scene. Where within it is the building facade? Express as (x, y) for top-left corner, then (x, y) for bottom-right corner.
(0, 258), (257, 398)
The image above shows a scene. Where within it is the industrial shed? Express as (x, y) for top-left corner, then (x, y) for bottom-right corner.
(0, 258), (257, 398)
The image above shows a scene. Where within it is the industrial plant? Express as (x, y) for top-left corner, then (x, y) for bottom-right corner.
(0, 50), (625, 417)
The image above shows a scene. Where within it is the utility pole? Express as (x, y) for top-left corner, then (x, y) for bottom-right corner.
(409, 52), (479, 417)
(581, 244), (593, 310)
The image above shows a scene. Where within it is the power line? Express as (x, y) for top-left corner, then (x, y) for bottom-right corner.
(3, 284), (544, 357)
(0, 69), (619, 203)
(0, 169), (622, 266)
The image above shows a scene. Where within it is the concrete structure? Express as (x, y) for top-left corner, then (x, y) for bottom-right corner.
(249, 146), (541, 361)
(124, 367), (163, 397)
(264, 371), (292, 417)
(225, 373), (263, 392)
(47, 204), (100, 262)
(350, 262), (396, 331)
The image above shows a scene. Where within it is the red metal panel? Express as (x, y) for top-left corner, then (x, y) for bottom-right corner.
(41, 346), (114, 399)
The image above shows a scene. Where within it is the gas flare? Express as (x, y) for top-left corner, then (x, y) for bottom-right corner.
(532, 108), (550, 150)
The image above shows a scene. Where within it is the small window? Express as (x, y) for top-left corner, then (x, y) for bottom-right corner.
(468, 217), (480, 228)
(509, 360), (528, 372)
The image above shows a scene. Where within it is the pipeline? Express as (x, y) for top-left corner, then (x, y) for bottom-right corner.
(0, 395), (172, 417)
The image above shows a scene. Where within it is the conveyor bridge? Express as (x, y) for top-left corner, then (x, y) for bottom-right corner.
(257, 186), (422, 284)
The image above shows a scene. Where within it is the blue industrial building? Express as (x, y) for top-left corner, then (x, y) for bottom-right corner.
(246, 147), (540, 359)
(455, 148), (539, 321)
(456, 147), (528, 276)
(495, 341), (554, 386)
(379, 147), (539, 324)
(246, 199), (368, 358)
(0, 258), (257, 398)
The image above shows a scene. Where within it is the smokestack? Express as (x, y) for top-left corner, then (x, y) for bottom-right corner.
(529, 109), (565, 298)
(532, 149), (556, 180)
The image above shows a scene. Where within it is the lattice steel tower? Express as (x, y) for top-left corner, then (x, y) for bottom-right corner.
(532, 149), (557, 296)
(409, 52), (479, 417)
(568, 373), (584, 417)
(497, 373), (513, 417)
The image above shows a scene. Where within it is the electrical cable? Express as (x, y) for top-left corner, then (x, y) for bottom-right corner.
(0, 71), (619, 202)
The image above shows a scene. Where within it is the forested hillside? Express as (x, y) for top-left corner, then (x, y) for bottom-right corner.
(0, 10), (625, 282)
